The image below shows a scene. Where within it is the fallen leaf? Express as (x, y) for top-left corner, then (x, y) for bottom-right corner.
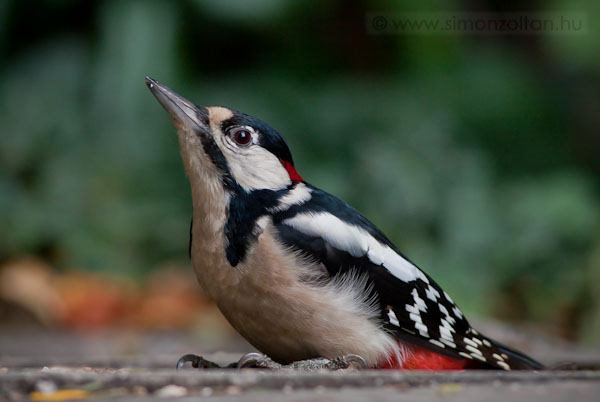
(30, 389), (90, 401)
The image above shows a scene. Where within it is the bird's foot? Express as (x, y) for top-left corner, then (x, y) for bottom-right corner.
(176, 354), (222, 370)
(176, 352), (368, 371)
(237, 353), (368, 371)
(325, 354), (369, 370)
(236, 352), (282, 369)
(175, 352), (282, 370)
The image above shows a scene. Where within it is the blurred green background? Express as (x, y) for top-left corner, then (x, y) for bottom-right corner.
(0, 0), (599, 345)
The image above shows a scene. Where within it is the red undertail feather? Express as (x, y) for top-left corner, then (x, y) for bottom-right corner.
(381, 343), (480, 370)
(280, 160), (303, 182)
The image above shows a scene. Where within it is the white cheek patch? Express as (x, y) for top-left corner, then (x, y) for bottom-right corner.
(229, 147), (291, 191)
(212, 132), (292, 191)
(282, 212), (429, 284)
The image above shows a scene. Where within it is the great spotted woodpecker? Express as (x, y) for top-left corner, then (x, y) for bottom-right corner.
(145, 77), (543, 370)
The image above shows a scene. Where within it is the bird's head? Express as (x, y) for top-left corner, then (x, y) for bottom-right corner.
(145, 77), (303, 194)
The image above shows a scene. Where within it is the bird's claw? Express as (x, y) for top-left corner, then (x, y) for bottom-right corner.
(236, 352), (281, 369)
(334, 354), (369, 370)
(342, 354), (369, 370)
(176, 353), (221, 370)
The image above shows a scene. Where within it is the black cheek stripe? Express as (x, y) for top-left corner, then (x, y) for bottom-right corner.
(224, 187), (291, 267)
(198, 132), (237, 191)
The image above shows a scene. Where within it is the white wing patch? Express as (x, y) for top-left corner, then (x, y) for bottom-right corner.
(492, 353), (510, 370)
(282, 212), (429, 283)
(452, 306), (464, 319)
(425, 284), (440, 302)
(269, 183), (312, 212)
(459, 332), (513, 367)
(406, 289), (429, 337)
(437, 302), (457, 347)
(387, 310), (400, 327)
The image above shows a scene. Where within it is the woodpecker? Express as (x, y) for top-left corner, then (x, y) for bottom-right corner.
(145, 77), (543, 370)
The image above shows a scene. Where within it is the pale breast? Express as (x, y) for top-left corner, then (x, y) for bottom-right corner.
(191, 222), (398, 366)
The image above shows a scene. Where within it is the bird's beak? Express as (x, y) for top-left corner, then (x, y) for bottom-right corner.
(145, 76), (209, 132)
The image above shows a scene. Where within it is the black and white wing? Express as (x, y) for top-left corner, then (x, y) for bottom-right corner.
(271, 182), (542, 370)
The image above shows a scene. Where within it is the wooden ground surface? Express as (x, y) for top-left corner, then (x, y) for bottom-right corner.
(1, 325), (599, 401)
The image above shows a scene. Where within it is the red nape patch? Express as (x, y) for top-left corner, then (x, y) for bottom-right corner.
(280, 160), (304, 182)
(380, 343), (478, 370)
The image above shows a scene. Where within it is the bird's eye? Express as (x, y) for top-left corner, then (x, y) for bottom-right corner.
(230, 127), (252, 146)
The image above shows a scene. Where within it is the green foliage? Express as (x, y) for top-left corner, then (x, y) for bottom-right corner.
(0, 0), (599, 343)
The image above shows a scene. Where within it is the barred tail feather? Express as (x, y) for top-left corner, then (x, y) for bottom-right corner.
(380, 340), (543, 370)
(491, 339), (544, 370)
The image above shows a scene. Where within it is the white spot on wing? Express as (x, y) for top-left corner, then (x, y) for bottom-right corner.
(440, 338), (456, 348)
(439, 319), (455, 341)
(465, 345), (483, 356)
(415, 322), (429, 336)
(405, 304), (420, 315)
(412, 289), (427, 311)
(406, 289), (429, 337)
(283, 212), (429, 283)
(425, 285), (440, 302)
(283, 213), (366, 257)
(409, 313), (423, 324)
(387, 310), (400, 327)
(443, 291), (455, 304)
(433, 300), (458, 350)
(438, 303), (448, 315)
